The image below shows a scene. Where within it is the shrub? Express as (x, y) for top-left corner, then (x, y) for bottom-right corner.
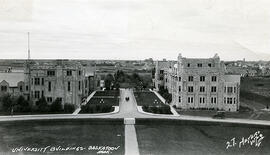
(50, 98), (63, 112)
(64, 104), (75, 113)
(35, 97), (50, 113)
(14, 96), (31, 112)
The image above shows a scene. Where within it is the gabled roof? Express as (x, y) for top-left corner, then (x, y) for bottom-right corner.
(0, 72), (24, 87)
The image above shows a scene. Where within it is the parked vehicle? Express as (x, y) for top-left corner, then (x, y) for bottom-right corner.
(125, 97), (129, 101)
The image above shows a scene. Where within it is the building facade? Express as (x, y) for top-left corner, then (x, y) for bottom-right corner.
(0, 72), (25, 97)
(155, 54), (241, 111)
(24, 60), (86, 107)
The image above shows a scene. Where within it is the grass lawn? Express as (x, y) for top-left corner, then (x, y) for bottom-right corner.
(136, 123), (270, 155)
(134, 91), (167, 107)
(177, 105), (255, 119)
(134, 91), (172, 114)
(80, 90), (120, 114)
(0, 119), (124, 155)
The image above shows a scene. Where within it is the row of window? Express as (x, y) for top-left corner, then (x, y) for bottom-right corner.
(187, 63), (214, 68)
(178, 96), (237, 104)
(0, 85), (23, 92)
(224, 86), (237, 93)
(224, 97), (237, 104)
(33, 78), (44, 86)
(184, 86), (217, 93)
(167, 76), (217, 82)
(32, 90), (44, 99)
(48, 81), (82, 92)
(46, 70), (82, 76)
(179, 96), (218, 104)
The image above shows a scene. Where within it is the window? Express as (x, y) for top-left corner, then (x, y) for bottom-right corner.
(47, 70), (55, 76)
(224, 97), (226, 104)
(187, 63), (190, 67)
(165, 78), (168, 82)
(224, 87), (226, 93)
(26, 85), (28, 91)
(34, 78), (40, 85)
(200, 76), (205, 82)
(179, 96), (181, 103)
(78, 70), (81, 76)
(188, 97), (194, 103)
(211, 86), (217, 92)
(178, 77), (181, 82)
(234, 98), (236, 104)
(188, 86), (194, 92)
(160, 70), (164, 74)
(67, 70), (72, 76)
(34, 91), (40, 99)
(68, 81), (71, 91)
(208, 63), (212, 67)
(31, 78), (33, 85)
(227, 87), (233, 93)
(188, 76), (193, 82)
(199, 97), (205, 103)
(159, 77), (164, 80)
(1, 86), (7, 92)
(41, 78), (44, 85)
(197, 63), (202, 67)
(41, 90), (44, 97)
(199, 86), (205, 92)
(211, 76), (217, 82)
(79, 81), (81, 91)
(47, 97), (53, 102)
(179, 86), (181, 92)
(227, 97), (233, 104)
(211, 97), (217, 104)
(48, 81), (51, 92)
(234, 87), (236, 93)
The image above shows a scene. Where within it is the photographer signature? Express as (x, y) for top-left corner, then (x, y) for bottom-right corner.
(226, 131), (264, 149)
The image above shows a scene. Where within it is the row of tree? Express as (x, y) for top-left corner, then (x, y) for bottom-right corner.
(0, 95), (75, 115)
(104, 70), (151, 90)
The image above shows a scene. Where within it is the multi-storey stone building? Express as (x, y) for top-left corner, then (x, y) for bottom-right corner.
(24, 60), (87, 107)
(155, 54), (241, 111)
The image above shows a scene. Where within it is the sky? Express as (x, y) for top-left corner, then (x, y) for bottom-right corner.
(0, 0), (270, 61)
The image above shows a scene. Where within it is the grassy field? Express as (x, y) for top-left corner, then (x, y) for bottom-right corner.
(241, 77), (270, 97)
(80, 90), (120, 114)
(87, 90), (120, 106)
(0, 119), (124, 155)
(134, 91), (167, 107)
(136, 123), (270, 155)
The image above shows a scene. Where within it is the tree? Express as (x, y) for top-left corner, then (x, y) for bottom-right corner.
(36, 97), (50, 113)
(50, 98), (63, 112)
(1, 94), (13, 112)
(15, 96), (31, 112)
(105, 74), (114, 90)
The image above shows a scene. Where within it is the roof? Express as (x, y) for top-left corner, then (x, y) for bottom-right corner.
(0, 72), (24, 87)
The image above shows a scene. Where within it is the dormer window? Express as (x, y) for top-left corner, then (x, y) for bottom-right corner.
(197, 63), (202, 67)
(187, 63), (190, 67)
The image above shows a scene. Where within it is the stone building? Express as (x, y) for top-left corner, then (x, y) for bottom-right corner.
(24, 60), (86, 107)
(0, 72), (25, 97)
(154, 59), (176, 91)
(155, 54), (241, 111)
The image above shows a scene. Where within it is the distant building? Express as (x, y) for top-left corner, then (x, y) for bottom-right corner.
(0, 72), (25, 97)
(24, 60), (86, 107)
(155, 54), (241, 112)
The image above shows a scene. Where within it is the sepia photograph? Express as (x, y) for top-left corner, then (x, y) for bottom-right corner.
(0, 0), (269, 154)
